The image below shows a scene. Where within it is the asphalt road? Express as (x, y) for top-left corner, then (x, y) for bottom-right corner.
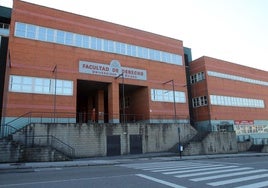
(0, 156), (268, 188)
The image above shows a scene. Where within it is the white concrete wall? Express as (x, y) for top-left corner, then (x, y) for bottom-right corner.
(29, 123), (196, 158)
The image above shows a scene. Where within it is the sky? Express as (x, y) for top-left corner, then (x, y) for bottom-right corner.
(1, 0), (268, 71)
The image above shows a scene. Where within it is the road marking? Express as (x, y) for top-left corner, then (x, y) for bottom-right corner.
(153, 164), (223, 172)
(164, 165), (236, 175)
(191, 169), (268, 181)
(34, 167), (62, 172)
(175, 167), (252, 178)
(136, 174), (187, 188)
(235, 180), (268, 188)
(208, 173), (268, 186)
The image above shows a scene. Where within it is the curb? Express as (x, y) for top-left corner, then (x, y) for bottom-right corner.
(1, 152), (268, 170)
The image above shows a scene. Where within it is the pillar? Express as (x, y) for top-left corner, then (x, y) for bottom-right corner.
(97, 90), (105, 123)
(108, 82), (120, 123)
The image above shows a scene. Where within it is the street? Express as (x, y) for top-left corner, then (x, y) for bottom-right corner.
(0, 156), (268, 188)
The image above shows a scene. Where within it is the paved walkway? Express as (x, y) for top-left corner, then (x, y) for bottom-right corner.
(1, 152), (268, 170)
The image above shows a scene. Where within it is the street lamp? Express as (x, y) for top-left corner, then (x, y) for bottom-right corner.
(163, 79), (176, 123)
(52, 65), (57, 124)
(115, 73), (125, 123)
(163, 79), (182, 158)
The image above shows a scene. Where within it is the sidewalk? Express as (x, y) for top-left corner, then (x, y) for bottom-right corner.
(1, 152), (268, 170)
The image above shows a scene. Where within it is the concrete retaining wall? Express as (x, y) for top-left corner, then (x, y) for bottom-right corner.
(183, 132), (238, 155)
(0, 139), (22, 163)
(13, 123), (197, 158)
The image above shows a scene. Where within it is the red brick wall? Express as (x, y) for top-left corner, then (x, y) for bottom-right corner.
(5, 0), (188, 120)
(191, 56), (268, 122)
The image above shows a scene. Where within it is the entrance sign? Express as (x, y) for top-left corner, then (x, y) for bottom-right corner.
(79, 60), (147, 80)
(234, 120), (254, 125)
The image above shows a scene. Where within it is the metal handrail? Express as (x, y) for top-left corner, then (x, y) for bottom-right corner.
(25, 135), (75, 158)
(1, 111), (190, 138)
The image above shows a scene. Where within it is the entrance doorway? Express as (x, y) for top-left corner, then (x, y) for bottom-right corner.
(118, 84), (149, 123)
(76, 80), (108, 123)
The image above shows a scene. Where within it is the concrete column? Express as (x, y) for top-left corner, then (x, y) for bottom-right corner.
(97, 90), (104, 123)
(108, 82), (119, 123)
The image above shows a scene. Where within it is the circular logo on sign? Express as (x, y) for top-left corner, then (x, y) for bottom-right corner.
(110, 60), (122, 76)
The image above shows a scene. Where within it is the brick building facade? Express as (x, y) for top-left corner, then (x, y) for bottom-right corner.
(190, 56), (268, 139)
(1, 0), (189, 126)
(1, 1), (268, 142)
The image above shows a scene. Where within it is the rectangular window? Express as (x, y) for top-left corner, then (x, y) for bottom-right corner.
(14, 22), (184, 66)
(9, 75), (73, 96)
(190, 72), (205, 84)
(38, 27), (46, 41)
(47, 28), (55, 42)
(26, 24), (36, 39)
(75, 34), (83, 47)
(210, 95), (264, 108)
(56, 30), (65, 44)
(151, 89), (186, 103)
(192, 96), (208, 108)
(82, 35), (90, 49)
(65, 32), (74, 46)
(108, 40), (115, 53)
(15, 22), (26, 37)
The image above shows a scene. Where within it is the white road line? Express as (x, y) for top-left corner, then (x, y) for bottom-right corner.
(164, 165), (235, 175)
(153, 164), (222, 172)
(142, 164), (200, 171)
(139, 162), (199, 170)
(136, 174), (187, 188)
(176, 167), (252, 178)
(235, 180), (268, 188)
(121, 161), (188, 168)
(191, 169), (268, 181)
(208, 173), (268, 186)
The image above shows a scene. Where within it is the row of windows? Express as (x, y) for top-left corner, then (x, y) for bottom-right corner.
(14, 22), (183, 66)
(192, 96), (208, 108)
(9, 75), (73, 96)
(190, 72), (205, 84)
(210, 95), (265, 108)
(207, 71), (268, 86)
(151, 89), (186, 103)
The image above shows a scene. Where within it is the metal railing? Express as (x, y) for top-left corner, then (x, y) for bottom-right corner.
(24, 135), (75, 158)
(1, 111), (190, 138)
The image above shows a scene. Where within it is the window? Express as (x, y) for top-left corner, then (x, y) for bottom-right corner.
(151, 89), (186, 103)
(38, 27), (46, 41)
(9, 75), (73, 96)
(190, 72), (205, 84)
(14, 22), (183, 66)
(75, 34), (83, 47)
(65, 32), (74, 46)
(15, 22), (26, 37)
(192, 96), (208, 108)
(47, 28), (55, 42)
(210, 95), (264, 108)
(207, 71), (268, 87)
(56, 30), (65, 44)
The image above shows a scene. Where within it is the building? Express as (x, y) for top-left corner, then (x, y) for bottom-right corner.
(1, 1), (268, 144)
(0, 0), (190, 127)
(190, 56), (268, 140)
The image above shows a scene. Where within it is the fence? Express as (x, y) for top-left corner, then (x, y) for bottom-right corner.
(1, 111), (190, 138)
(24, 135), (75, 158)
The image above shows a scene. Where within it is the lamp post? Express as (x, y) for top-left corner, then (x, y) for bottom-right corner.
(163, 79), (176, 123)
(52, 65), (57, 124)
(163, 79), (181, 158)
(115, 73), (125, 123)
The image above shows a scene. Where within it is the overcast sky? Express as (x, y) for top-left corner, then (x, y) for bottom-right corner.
(1, 0), (268, 71)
